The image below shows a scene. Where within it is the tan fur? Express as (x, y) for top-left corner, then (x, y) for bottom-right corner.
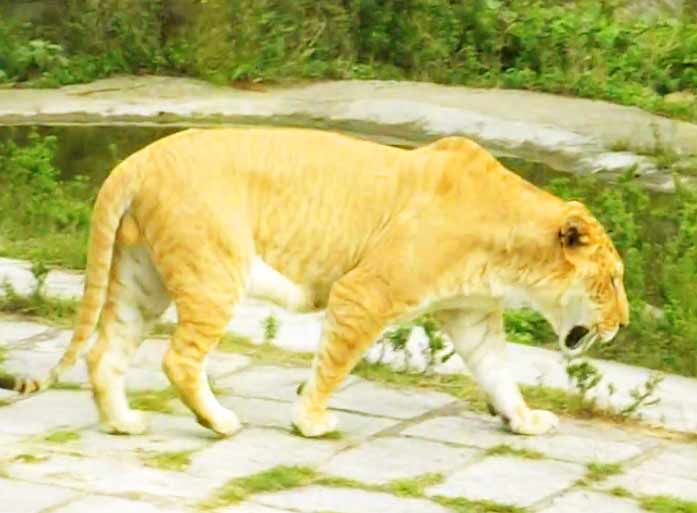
(9, 128), (628, 437)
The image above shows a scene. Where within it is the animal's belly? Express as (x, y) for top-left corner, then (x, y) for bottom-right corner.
(246, 258), (319, 312)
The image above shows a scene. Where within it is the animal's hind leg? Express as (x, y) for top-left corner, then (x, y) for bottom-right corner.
(88, 245), (170, 435)
(156, 243), (249, 437)
(293, 266), (404, 437)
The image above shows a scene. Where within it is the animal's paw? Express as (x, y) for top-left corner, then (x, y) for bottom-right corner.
(198, 409), (242, 437)
(101, 411), (150, 436)
(507, 408), (559, 436)
(291, 399), (338, 438)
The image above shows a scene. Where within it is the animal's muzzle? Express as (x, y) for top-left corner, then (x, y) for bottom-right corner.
(565, 325), (590, 350)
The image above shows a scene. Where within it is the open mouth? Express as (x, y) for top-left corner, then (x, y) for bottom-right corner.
(564, 325), (590, 351)
(560, 325), (599, 356)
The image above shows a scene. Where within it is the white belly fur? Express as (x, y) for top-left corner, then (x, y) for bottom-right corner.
(246, 258), (316, 312)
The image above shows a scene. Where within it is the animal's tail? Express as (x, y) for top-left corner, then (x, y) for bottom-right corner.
(1, 158), (145, 395)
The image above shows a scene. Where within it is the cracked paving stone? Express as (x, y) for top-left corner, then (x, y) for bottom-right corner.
(188, 427), (341, 480)
(221, 396), (397, 439)
(0, 477), (78, 513)
(6, 452), (216, 501)
(0, 391), (97, 435)
(598, 465), (697, 502)
(403, 414), (644, 463)
(215, 366), (357, 402)
(426, 455), (586, 507)
(538, 490), (645, 513)
(254, 485), (451, 513)
(329, 380), (455, 419)
(52, 495), (192, 513)
(320, 436), (478, 484)
(35, 413), (215, 456)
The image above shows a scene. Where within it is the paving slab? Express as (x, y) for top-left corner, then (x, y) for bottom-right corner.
(6, 452), (216, 501)
(0, 391), (97, 435)
(32, 413), (215, 456)
(426, 455), (586, 507)
(215, 365), (357, 402)
(51, 495), (192, 513)
(538, 490), (646, 513)
(599, 463), (697, 502)
(0, 319), (51, 344)
(0, 477), (78, 513)
(329, 380), (455, 419)
(188, 427), (341, 481)
(220, 395), (397, 439)
(401, 414), (644, 463)
(254, 485), (451, 513)
(320, 436), (478, 484)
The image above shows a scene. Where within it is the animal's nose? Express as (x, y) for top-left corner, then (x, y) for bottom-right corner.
(619, 321), (628, 328)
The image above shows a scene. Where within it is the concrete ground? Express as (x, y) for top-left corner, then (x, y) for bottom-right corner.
(1, 317), (697, 513)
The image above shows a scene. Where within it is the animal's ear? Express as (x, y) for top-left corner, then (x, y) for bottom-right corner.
(559, 216), (591, 249)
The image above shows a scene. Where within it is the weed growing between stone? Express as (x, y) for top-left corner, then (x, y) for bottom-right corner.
(203, 467), (524, 512)
(0, 281), (78, 328)
(12, 453), (48, 464)
(641, 496), (697, 513)
(484, 444), (545, 460)
(577, 462), (625, 486)
(128, 388), (179, 415)
(201, 465), (318, 508)
(141, 450), (195, 472)
(263, 315), (279, 343)
(43, 430), (80, 444)
(431, 496), (528, 513)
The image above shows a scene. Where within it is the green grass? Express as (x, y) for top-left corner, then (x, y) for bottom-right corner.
(43, 430), (80, 443)
(128, 387), (179, 414)
(642, 496), (697, 513)
(0, 282), (78, 327)
(576, 462), (625, 486)
(141, 450), (194, 472)
(609, 486), (633, 498)
(432, 496), (528, 513)
(201, 465), (318, 508)
(485, 444), (545, 460)
(12, 453), (48, 464)
(386, 473), (445, 497)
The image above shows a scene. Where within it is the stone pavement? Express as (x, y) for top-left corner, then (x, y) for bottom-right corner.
(1, 318), (697, 513)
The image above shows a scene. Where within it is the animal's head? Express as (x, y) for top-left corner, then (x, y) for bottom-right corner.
(545, 201), (630, 356)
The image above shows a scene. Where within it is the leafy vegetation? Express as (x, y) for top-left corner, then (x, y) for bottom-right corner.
(0, 131), (90, 268)
(1, 1), (696, 121)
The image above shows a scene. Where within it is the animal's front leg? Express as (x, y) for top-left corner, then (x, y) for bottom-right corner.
(293, 267), (399, 437)
(439, 309), (559, 435)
